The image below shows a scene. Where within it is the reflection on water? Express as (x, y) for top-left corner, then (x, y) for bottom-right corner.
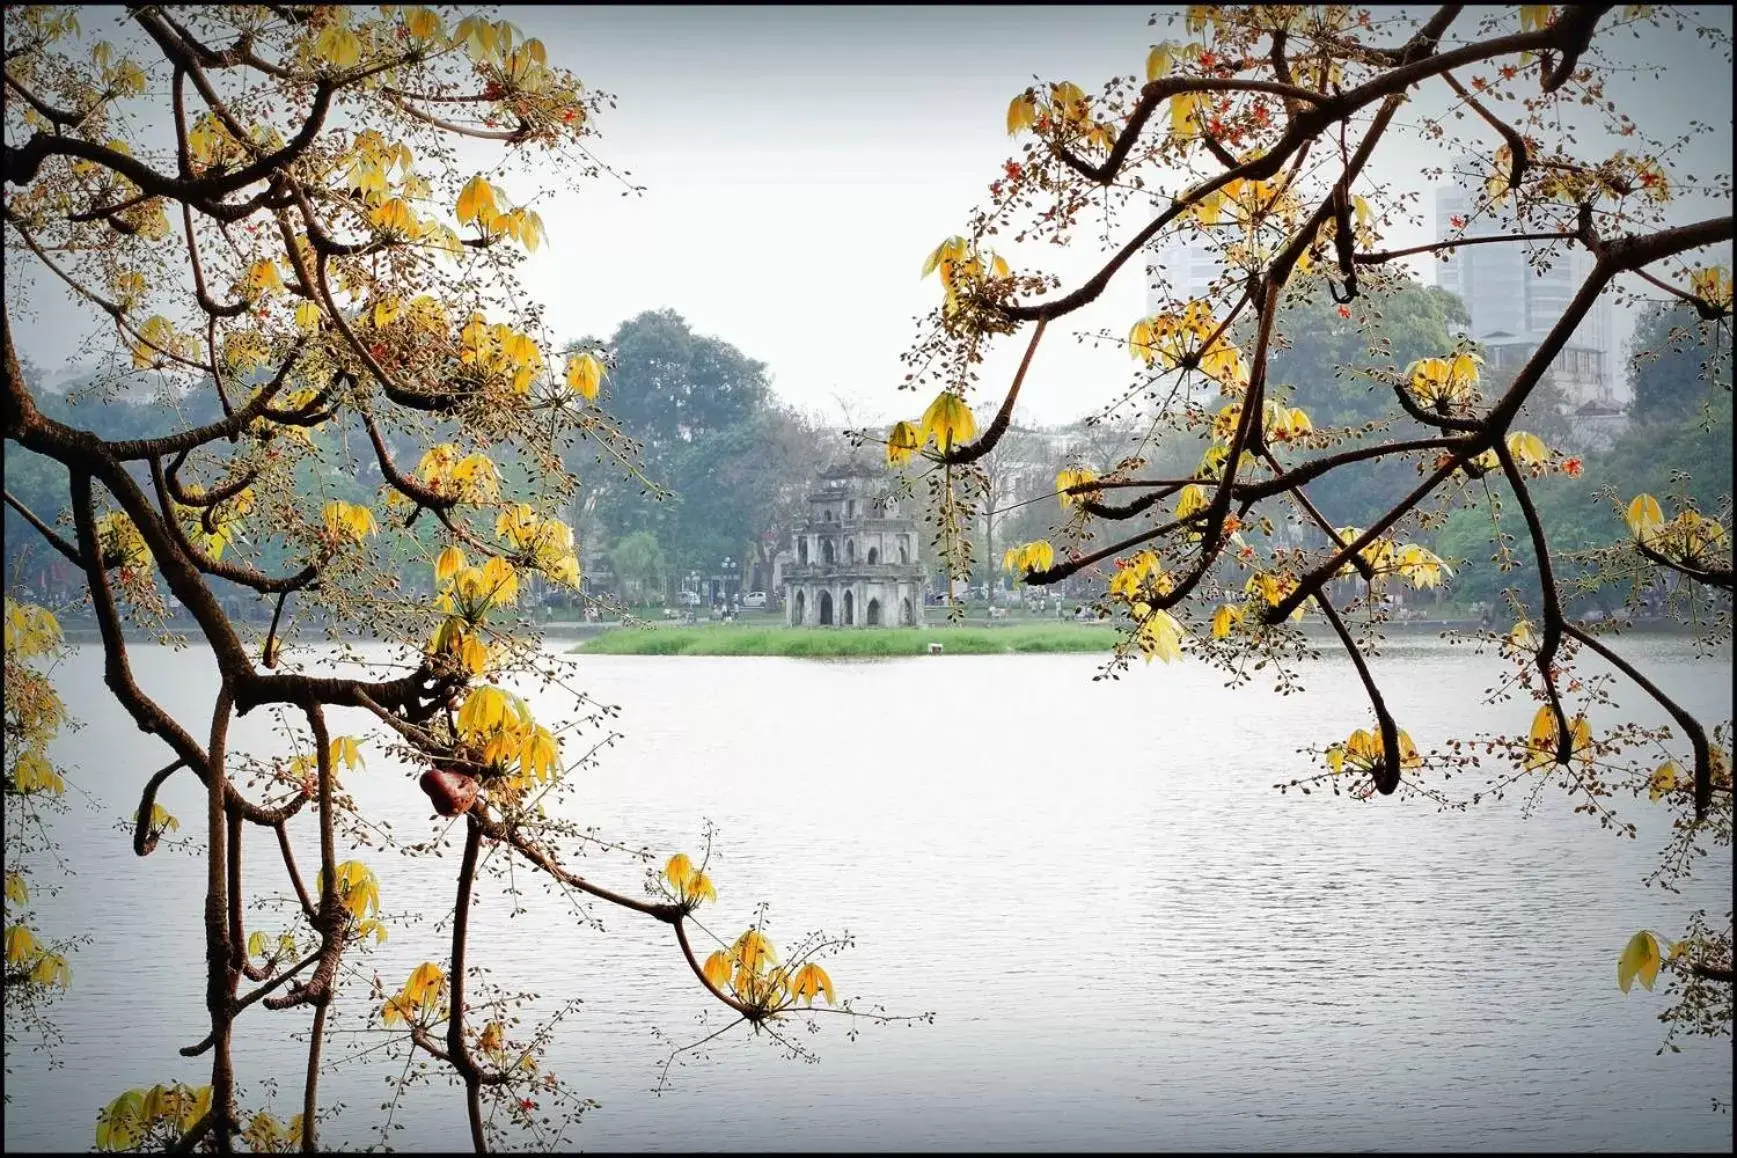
(4, 636), (1732, 1151)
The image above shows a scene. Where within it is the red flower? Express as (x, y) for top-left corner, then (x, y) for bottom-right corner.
(1198, 50), (1217, 70)
(1449, 214), (1466, 230)
(518, 1098), (537, 1112)
(1561, 457), (1583, 477)
(1336, 305), (1351, 319)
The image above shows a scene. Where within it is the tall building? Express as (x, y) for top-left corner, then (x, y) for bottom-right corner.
(1145, 231), (1226, 312)
(1434, 178), (1616, 417)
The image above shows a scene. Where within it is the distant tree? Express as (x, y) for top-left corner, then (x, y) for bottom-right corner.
(608, 530), (667, 604)
(572, 317), (824, 580)
(1627, 299), (1732, 425)
(883, 4), (1733, 1049)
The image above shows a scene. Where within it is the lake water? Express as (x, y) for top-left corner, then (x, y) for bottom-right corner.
(4, 634), (1732, 1152)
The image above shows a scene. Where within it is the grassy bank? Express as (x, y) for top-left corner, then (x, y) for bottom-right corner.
(575, 622), (1121, 657)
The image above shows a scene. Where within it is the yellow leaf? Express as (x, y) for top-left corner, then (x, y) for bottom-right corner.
(1146, 41), (1174, 81)
(477, 1020), (505, 1053)
(403, 6), (444, 41)
(919, 392), (977, 450)
(1526, 705), (1557, 771)
(435, 545), (466, 585)
(702, 949), (732, 992)
(403, 961), (445, 1006)
(733, 928), (777, 974)
(245, 259), (284, 297)
(1617, 930), (1660, 994)
(456, 175), (497, 227)
(564, 352), (603, 402)
(294, 301), (322, 333)
(664, 853), (695, 893)
(314, 22), (362, 69)
(1648, 760), (1680, 802)
(1006, 91), (1038, 136)
(5, 924), (40, 965)
(1626, 493), (1664, 541)
(1136, 608), (1185, 663)
(1056, 467), (1098, 508)
(886, 420), (921, 466)
(790, 961), (836, 1006)
(920, 236), (967, 280)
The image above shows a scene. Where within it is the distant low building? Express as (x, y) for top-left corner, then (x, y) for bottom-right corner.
(782, 459), (927, 626)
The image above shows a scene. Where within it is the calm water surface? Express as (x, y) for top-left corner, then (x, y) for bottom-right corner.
(4, 634), (1732, 1151)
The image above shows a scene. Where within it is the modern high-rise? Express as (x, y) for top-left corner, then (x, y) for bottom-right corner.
(1433, 177), (1615, 415)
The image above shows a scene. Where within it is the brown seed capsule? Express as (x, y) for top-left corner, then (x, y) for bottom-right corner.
(419, 767), (479, 817)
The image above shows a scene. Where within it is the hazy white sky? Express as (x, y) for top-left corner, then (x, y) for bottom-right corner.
(11, 5), (1733, 428)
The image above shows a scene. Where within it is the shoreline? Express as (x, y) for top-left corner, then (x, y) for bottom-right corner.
(52, 616), (1707, 654)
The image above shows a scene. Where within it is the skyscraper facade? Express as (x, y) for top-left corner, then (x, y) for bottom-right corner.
(1433, 180), (1615, 414)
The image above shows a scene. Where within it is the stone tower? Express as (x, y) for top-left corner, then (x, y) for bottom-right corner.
(783, 459), (927, 627)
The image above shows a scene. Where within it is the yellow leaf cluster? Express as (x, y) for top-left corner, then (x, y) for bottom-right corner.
(1055, 467), (1099, 508)
(454, 685), (560, 789)
(1406, 352), (1482, 408)
(1648, 760), (1681, 803)
(1688, 265), (1732, 311)
(1129, 605), (1186, 663)
(918, 392), (977, 451)
(1108, 550), (1170, 601)
(702, 928), (811, 1009)
(1001, 540), (1055, 575)
(1324, 727), (1423, 775)
(1625, 493), (1665, 542)
(321, 500), (377, 544)
(564, 351), (604, 401)
(1524, 706), (1593, 771)
(1505, 430), (1551, 472)
(457, 313), (545, 392)
(1129, 300), (1246, 391)
(663, 853), (717, 907)
(4, 598), (63, 659)
(495, 505), (582, 587)
(1617, 930), (1662, 994)
(317, 860), (381, 921)
(131, 315), (200, 370)
(382, 961), (446, 1026)
(240, 1111), (306, 1154)
(95, 1083), (211, 1151)
(314, 18), (364, 70)
(328, 736), (365, 774)
(417, 444), (501, 504)
(789, 961), (837, 1006)
(1244, 569), (1303, 618)
(886, 420), (922, 466)
(920, 235), (1008, 315)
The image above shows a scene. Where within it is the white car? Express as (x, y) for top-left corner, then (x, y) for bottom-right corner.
(741, 591), (768, 609)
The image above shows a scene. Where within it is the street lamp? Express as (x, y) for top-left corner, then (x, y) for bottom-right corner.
(719, 555), (735, 607)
